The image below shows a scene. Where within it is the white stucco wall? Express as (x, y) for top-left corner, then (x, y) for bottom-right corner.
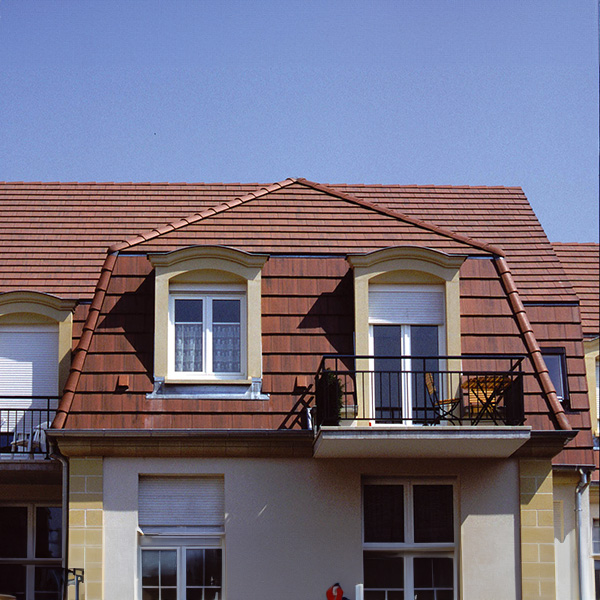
(103, 456), (520, 600)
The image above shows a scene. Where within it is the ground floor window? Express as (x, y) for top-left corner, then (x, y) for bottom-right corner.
(363, 480), (456, 600)
(138, 476), (225, 600)
(141, 547), (222, 600)
(0, 505), (62, 600)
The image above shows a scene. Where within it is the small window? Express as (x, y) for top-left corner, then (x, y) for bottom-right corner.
(541, 348), (569, 403)
(363, 481), (456, 599)
(593, 518), (600, 557)
(170, 292), (245, 379)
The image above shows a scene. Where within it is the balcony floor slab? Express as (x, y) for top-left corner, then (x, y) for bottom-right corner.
(313, 425), (531, 458)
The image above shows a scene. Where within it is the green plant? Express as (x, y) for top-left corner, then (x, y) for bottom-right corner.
(316, 368), (344, 426)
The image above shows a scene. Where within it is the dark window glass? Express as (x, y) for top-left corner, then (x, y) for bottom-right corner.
(212, 299), (240, 323)
(142, 550), (160, 586)
(364, 553), (404, 589)
(364, 592), (386, 600)
(34, 566), (63, 599)
(0, 564), (26, 600)
(413, 485), (454, 543)
(204, 549), (222, 587)
(35, 507), (62, 559)
(0, 506), (28, 558)
(364, 485), (404, 543)
(541, 350), (568, 401)
(160, 550), (177, 587)
(413, 556), (453, 588)
(175, 299), (203, 323)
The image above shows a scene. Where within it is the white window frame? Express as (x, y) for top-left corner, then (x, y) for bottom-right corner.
(362, 479), (458, 599)
(368, 285), (447, 424)
(0, 503), (63, 600)
(168, 285), (246, 381)
(139, 539), (224, 600)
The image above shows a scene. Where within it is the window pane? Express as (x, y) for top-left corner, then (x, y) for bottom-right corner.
(213, 299), (240, 323)
(176, 323), (203, 371)
(413, 485), (454, 543)
(176, 299), (203, 323)
(0, 564), (26, 600)
(0, 506), (27, 558)
(36, 507), (62, 558)
(204, 549), (222, 586)
(364, 592), (386, 600)
(34, 566), (63, 599)
(364, 485), (404, 543)
(413, 557), (454, 595)
(161, 550), (177, 586)
(142, 590), (159, 600)
(142, 550), (160, 586)
(186, 548), (204, 586)
(213, 323), (241, 373)
(364, 553), (404, 588)
(542, 352), (566, 400)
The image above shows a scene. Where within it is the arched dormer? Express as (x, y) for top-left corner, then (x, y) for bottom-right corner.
(0, 291), (76, 394)
(150, 246), (269, 384)
(347, 246), (466, 358)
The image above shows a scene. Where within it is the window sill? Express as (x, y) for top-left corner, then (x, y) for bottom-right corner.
(147, 377), (269, 401)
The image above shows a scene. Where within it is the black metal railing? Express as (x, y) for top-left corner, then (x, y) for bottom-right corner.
(0, 397), (59, 458)
(314, 355), (525, 429)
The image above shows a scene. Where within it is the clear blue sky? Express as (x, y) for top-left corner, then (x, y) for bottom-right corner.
(0, 0), (597, 242)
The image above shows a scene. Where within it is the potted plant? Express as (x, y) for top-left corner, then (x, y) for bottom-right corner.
(316, 368), (344, 426)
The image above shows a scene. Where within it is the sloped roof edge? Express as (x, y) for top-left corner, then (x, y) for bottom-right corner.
(297, 178), (505, 257)
(108, 178), (298, 253)
(494, 256), (571, 431)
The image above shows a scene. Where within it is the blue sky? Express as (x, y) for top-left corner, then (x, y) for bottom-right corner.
(0, 0), (597, 242)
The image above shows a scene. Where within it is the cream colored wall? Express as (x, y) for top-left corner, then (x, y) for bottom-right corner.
(553, 471), (594, 600)
(584, 338), (599, 437)
(103, 456), (520, 600)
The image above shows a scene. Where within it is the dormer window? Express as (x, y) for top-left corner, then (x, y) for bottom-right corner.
(150, 247), (268, 388)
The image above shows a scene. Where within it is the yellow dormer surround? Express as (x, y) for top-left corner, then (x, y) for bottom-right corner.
(0, 290), (76, 392)
(149, 246), (269, 383)
(346, 246), (466, 357)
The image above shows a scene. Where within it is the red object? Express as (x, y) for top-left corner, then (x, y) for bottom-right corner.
(326, 583), (343, 600)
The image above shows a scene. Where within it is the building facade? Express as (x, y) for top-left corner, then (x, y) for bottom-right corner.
(0, 179), (596, 600)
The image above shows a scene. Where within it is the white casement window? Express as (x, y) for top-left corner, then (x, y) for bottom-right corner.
(0, 504), (63, 600)
(138, 476), (225, 600)
(368, 285), (446, 423)
(363, 480), (457, 600)
(169, 286), (246, 379)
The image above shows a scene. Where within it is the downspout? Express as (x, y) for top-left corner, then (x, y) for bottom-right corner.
(575, 467), (591, 600)
(49, 439), (69, 600)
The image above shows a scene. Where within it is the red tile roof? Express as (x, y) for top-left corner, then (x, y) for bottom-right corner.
(0, 179), (576, 303)
(552, 243), (599, 338)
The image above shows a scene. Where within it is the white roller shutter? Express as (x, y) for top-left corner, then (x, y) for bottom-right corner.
(0, 325), (59, 398)
(369, 285), (445, 325)
(139, 476), (224, 531)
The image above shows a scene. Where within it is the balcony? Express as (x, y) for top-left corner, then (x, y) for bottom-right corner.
(0, 397), (59, 459)
(311, 355), (530, 459)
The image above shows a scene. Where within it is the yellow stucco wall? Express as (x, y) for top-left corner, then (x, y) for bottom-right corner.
(68, 458), (104, 600)
(519, 458), (556, 599)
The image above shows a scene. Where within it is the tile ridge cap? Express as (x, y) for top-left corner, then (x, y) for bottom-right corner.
(296, 178), (505, 257)
(109, 178), (297, 252)
(52, 250), (119, 429)
(494, 256), (572, 431)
